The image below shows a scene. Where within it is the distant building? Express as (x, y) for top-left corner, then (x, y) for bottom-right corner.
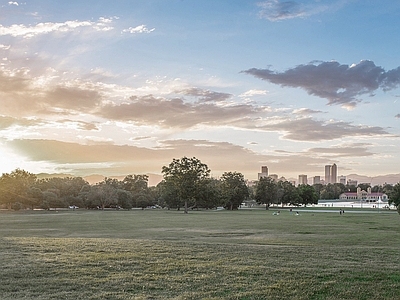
(347, 179), (358, 186)
(325, 165), (331, 184)
(331, 163), (337, 183)
(339, 187), (388, 203)
(258, 166), (268, 180)
(269, 174), (278, 181)
(313, 176), (321, 185)
(324, 163), (338, 184)
(339, 175), (346, 185)
(298, 174), (308, 185)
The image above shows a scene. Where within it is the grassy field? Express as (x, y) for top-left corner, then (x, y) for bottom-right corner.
(0, 208), (399, 299)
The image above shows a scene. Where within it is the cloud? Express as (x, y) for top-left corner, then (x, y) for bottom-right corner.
(0, 68), (104, 117)
(257, 0), (345, 21)
(122, 25), (155, 34)
(6, 138), (328, 178)
(395, 114), (400, 119)
(258, 117), (390, 141)
(243, 60), (400, 107)
(0, 17), (114, 38)
(293, 108), (323, 115)
(99, 94), (258, 128)
(239, 89), (268, 98)
(258, 0), (305, 21)
(8, 1), (19, 6)
(307, 144), (374, 158)
(176, 87), (232, 102)
(0, 116), (42, 130)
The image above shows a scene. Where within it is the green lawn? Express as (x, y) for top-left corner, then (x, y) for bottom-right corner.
(0, 209), (399, 299)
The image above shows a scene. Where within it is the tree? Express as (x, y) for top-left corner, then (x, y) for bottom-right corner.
(255, 177), (277, 209)
(0, 169), (37, 209)
(86, 180), (118, 209)
(320, 183), (346, 200)
(388, 183), (400, 214)
(220, 172), (249, 210)
(162, 157), (210, 213)
(278, 180), (300, 206)
(297, 184), (319, 206)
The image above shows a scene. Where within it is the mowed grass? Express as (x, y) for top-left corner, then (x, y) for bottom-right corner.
(0, 209), (399, 299)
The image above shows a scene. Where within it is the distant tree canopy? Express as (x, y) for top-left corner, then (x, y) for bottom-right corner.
(1, 165), (398, 212)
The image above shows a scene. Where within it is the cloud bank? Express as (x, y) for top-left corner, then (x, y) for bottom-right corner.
(243, 60), (400, 107)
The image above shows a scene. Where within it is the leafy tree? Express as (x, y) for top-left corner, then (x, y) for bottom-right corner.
(86, 180), (118, 209)
(312, 183), (324, 199)
(278, 180), (300, 206)
(320, 183), (346, 200)
(195, 178), (221, 209)
(220, 172), (249, 210)
(162, 157), (210, 213)
(297, 184), (319, 206)
(157, 180), (181, 209)
(0, 169), (37, 209)
(116, 189), (133, 209)
(357, 183), (371, 192)
(34, 176), (89, 207)
(255, 177), (277, 209)
(122, 174), (148, 194)
(388, 183), (400, 214)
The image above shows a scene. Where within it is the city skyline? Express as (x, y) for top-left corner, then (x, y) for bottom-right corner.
(1, 1), (400, 181)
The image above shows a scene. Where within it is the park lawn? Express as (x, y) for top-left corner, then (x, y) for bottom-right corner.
(0, 209), (399, 299)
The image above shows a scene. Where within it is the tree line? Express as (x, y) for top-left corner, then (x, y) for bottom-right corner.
(1, 157), (400, 213)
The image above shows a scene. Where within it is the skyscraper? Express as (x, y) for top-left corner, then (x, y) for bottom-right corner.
(331, 163), (337, 184)
(298, 174), (308, 185)
(258, 166), (268, 180)
(325, 165), (331, 184)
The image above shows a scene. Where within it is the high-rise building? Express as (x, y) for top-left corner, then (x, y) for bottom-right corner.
(339, 175), (346, 185)
(324, 163), (338, 184)
(258, 166), (268, 180)
(298, 174), (308, 185)
(331, 163), (337, 183)
(324, 165), (331, 184)
(313, 176), (321, 185)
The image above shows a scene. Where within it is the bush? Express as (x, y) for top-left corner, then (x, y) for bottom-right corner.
(11, 202), (24, 211)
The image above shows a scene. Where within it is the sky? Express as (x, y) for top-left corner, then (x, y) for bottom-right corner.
(0, 0), (400, 183)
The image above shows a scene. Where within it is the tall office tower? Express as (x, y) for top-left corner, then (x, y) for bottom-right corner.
(313, 176), (321, 185)
(331, 163), (337, 183)
(325, 165), (331, 184)
(258, 166), (268, 180)
(339, 175), (346, 185)
(298, 174), (308, 185)
(261, 166), (268, 174)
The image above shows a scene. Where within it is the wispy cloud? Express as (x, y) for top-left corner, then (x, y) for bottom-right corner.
(0, 17), (115, 38)
(243, 60), (400, 108)
(8, 1), (19, 6)
(257, 117), (390, 141)
(99, 94), (258, 128)
(122, 25), (155, 34)
(257, 0), (345, 21)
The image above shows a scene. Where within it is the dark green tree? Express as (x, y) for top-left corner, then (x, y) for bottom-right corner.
(255, 177), (277, 209)
(220, 172), (249, 210)
(162, 157), (210, 213)
(278, 180), (301, 206)
(388, 183), (400, 214)
(0, 169), (37, 209)
(297, 184), (319, 206)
